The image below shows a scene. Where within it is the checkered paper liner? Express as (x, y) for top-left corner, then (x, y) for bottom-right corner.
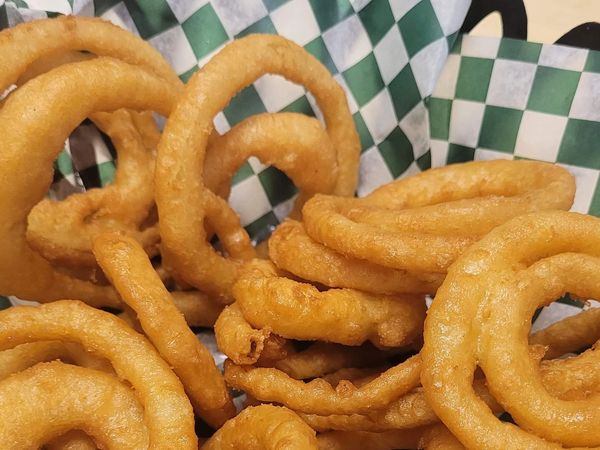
(1, 1), (599, 328)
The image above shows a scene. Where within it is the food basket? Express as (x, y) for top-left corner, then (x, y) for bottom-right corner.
(1, 0), (599, 348)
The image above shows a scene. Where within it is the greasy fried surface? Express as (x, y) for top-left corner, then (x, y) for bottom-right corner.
(234, 260), (426, 348)
(93, 232), (234, 428)
(269, 220), (443, 294)
(422, 211), (600, 449)
(0, 58), (176, 306)
(224, 354), (421, 415)
(0, 362), (148, 450)
(303, 160), (575, 273)
(205, 112), (337, 217)
(0, 301), (196, 448)
(204, 405), (318, 449)
(155, 33), (359, 299)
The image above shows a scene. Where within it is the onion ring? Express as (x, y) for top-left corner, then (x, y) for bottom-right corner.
(204, 112), (337, 217)
(317, 427), (428, 450)
(203, 405), (318, 449)
(0, 300), (196, 448)
(530, 307), (600, 359)
(224, 354), (421, 415)
(45, 432), (96, 450)
(27, 109), (160, 267)
(92, 232), (234, 428)
(233, 260), (426, 348)
(422, 211), (600, 449)
(155, 33), (359, 299)
(302, 160), (575, 273)
(215, 302), (291, 365)
(0, 16), (181, 89)
(0, 361), (148, 449)
(269, 220), (443, 294)
(0, 58), (176, 306)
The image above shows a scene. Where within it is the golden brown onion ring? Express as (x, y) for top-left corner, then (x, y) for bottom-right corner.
(93, 232), (234, 428)
(203, 405), (318, 449)
(155, 33), (359, 299)
(234, 260), (426, 348)
(0, 301), (196, 448)
(205, 112), (337, 218)
(303, 160), (574, 273)
(422, 211), (600, 449)
(0, 362), (148, 450)
(224, 354), (421, 415)
(0, 58), (176, 306)
(269, 220), (443, 294)
(0, 16), (181, 89)
(27, 109), (160, 267)
(530, 307), (600, 359)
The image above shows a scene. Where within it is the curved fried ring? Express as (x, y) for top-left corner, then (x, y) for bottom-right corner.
(0, 58), (176, 306)
(316, 427), (430, 450)
(215, 303), (291, 365)
(269, 220), (443, 294)
(234, 260), (426, 348)
(422, 211), (600, 449)
(303, 160), (575, 273)
(93, 232), (235, 428)
(0, 16), (181, 89)
(203, 405), (318, 449)
(27, 109), (161, 267)
(0, 16), (182, 270)
(205, 112), (338, 218)
(530, 307), (600, 359)
(0, 301), (196, 448)
(0, 361), (148, 449)
(155, 33), (360, 298)
(224, 354), (421, 415)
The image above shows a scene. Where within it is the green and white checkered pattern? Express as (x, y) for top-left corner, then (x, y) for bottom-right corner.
(430, 34), (600, 216)
(1, 0), (469, 232)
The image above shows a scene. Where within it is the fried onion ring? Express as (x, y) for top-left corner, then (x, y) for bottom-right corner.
(422, 211), (600, 449)
(224, 354), (421, 415)
(269, 220), (443, 294)
(0, 361), (148, 449)
(233, 260), (426, 348)
(204, 112), (337, 217)
(0, 58), (176, 306)
(530, 307), (600, 359)
(203, 405), (318, 449)
(303, 160), (575, 273)
(93, 232), (234, 427)
(0, 301), (196, 448)
(155, 33), (359, 299)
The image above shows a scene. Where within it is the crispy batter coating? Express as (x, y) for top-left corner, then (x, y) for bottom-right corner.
(0, 362), (148, 450)
(303, 160), (575, 273)
(93, 232), (234, 428)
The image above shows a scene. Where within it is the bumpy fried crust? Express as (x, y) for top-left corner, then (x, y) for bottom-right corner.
(303, 160), (575, 273)
(205, 112), (337, 217)
(0, 341), (112, 378)
(273, 342), (398, 380)
(0, 301), (196, 448)
(0, 58), (176, 306)
(215, 303), (290, 365)
(0, 16), (181, 89)
(530, 307), (600, 359)
(0, 362), (148, 449)
(269, 220), (443, 294)
(155, 34), (359, 299)
(171, 290), (225, 328)
(422, 211), (600, 449)
(45, 431), (96, 450)
(224, 354), (421, 415)
(317, 427), (428, 450)
(93, 232), (234, 428)
(204, 405), (318, 449)
(27, 109), (161, 267)
(234, 260), (426, 348)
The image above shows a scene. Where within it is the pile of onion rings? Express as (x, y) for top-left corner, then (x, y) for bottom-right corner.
(2, 13), (599, 450)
